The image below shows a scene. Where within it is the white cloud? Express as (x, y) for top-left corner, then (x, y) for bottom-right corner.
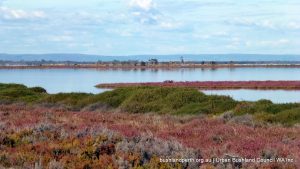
(131, 10), (160, 24)
(1, 0), (299, 55)
(128, 0), (161, 25)
(129, 0), (155, 11)
(107, 28), (134, 37)
(0, 7), (45, 20)
(227, 18), (300, 31)
(227, 18), (277, 30)
(47, 35), (73, 42)
(287, 22), (300, 30)
(259, 39), (290, 46)
(195, 31), (229, 39)
(159, 21), (174, 29)
(225, 37), (241, 49)
(128, 0), (180, 29)
(243, 39), (291, 49)
(155, 45), (188, 54)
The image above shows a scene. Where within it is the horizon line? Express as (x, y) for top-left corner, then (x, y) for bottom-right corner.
(1, 53), (300, 57)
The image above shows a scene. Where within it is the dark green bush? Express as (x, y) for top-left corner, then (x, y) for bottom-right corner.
(0, 83), (46, 103)
(0, 83), (27, 90)
(29, 87), (47, 93)
(234, 102), (256, 115)
(256, 108), (300, 126)
(85, 87), (138, 107)
(175, 103), (210, 115)
(120, 87), (237, 115)
(42, 93), (91, 109)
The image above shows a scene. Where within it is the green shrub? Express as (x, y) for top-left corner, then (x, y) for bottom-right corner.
(253, 100), (299, 114)
(234, 102), (256, 115)
(86, 87), (138, 107)
(164, 89), (207, 109)
(206, 95), (237, 114)
(42, 93), (91, 109)
(120, 87), (237, 115)
(0, 83), (46, 103)
(0, 83), (27, 90)
(29, 87), (47, 93)
(266, 108), (300, 126)
(175, 103), (210, 115)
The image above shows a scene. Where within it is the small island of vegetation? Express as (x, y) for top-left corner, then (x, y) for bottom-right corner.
(97, 80), (300, 90)
(1, 59), (300, 69)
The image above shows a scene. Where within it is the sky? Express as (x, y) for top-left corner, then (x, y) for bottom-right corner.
(0, 0), (300, 55)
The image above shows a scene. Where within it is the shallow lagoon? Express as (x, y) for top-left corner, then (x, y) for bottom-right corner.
(0, 68), (300, 103)
(203, 89), (300, 103)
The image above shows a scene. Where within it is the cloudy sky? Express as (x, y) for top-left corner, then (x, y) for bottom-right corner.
(0, 0), (299, 55)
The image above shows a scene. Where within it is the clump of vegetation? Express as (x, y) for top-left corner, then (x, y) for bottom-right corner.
(1, 105), (299, 168)
(0, 116), (200, 169)
(234, 100), (300, 126)
(1, 83), (300, 125)
(119, 87), (237, 115)
(0, 83), (238, 115)
(255, 107), (300, 126)
(0, 83), (47, 104)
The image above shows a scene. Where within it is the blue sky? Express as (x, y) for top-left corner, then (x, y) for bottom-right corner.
(0, 0), (299, 55)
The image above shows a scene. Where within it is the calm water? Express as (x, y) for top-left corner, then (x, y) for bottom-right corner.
(2, 54), (300, 62)
(203, 90), (300, 103)
(0, 68), (300, 103)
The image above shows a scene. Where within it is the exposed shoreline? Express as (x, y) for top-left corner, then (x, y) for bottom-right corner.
(1, 63), (300, 69)
(97, 80), (300, 90)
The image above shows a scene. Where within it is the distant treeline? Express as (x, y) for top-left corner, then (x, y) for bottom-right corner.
(1, 59), (300, 66)
(0, 60), (95, 66)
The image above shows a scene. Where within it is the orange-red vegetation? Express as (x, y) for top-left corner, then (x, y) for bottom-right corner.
(97, 80), (300, 90)
(0, 105), (299, 168)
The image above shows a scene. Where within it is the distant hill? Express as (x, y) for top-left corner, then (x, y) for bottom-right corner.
(0, 53), (300, 62)
(0, 53), (116, 62)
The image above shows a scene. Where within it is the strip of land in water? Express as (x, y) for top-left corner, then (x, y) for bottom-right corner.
(1, 61), (300, 69)
(97, 81), (300, 90)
